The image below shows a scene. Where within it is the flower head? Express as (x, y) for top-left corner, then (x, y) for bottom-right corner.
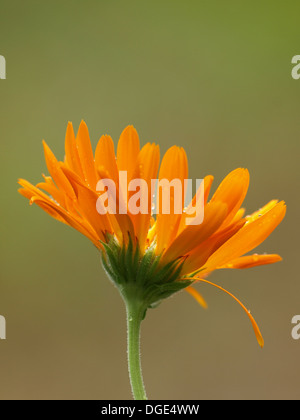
(18, 121), (286, 348)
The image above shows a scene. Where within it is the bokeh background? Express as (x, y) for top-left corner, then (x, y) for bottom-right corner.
(0, 0), (299, 400)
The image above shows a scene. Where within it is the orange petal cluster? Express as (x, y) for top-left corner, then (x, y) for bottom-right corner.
(19, 122), (286, 347)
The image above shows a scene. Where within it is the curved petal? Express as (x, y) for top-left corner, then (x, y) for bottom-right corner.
(36, 175), (66, 207)
(203, 201), (286, 271)
(246, 200), (278, 223)
(95, 135), (119, 184)
(62, 166), (135, 244)
(178, 175), (214, 235)
(163, 201), (228, 263)
(76, 121), (98, 189)
(19, 178), (59, 204)
(182, 218), (246, 275)
(59, 167), (113, 238)
(186, 286), (208, 309)
(210, 168), (249, 226)
(156, 146), (188, 254)
(117, 125), (140, 181)
(31, 197), (101, 245)
(220, 254), (282, 269)
(64, 122), (84, 178)
(18, 179), (100, 244)
(42, 140), (76, 200)
(191, 278), (264, 348)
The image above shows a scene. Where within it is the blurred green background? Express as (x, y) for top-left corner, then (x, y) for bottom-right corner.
(0, 0), (299, 400)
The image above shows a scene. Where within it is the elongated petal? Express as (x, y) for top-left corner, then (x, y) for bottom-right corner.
(95, 135), (119, 184)
(186, 286), (208, 309)
(203, 175), (214, 203)
(62, 166), (135, 244)
(76, 121), (98, 189)
(246, 200), (278, 223)
(43, 141), (76, 200)
(178, 175), (214, 235)
(156, 146), (188, 254)
(31, 197), (101, 245)
(182, 218), (246, 275)
(19, 178), (58, 204)
(204, 201), (286, 271)
(117, 125), (140, 181)
(95, 164), (132, 240)
(220, 254), (282, 269)
(60, 167), (112, 238)
(64, 122), (84, 177)
(18, 187), (34, 200)
(147, 220), (157, 245)
(19, 178), (100, 244)
(129, 142), (160, 249)
(193, 278), (264, 348)
(36, 175), (66, 207)
(163, 201), (228, 263)
(210, 168), (249, 226)
(67, 170), (113, 235)
(231, 207), (245, 223)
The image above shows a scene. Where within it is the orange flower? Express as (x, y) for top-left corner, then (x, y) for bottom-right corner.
(18, 121), (286, 348)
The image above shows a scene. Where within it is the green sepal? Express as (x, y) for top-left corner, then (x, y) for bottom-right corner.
(100, 235), (193, 313)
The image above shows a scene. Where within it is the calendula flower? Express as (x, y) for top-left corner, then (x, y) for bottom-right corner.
(18, 121), (286, 400)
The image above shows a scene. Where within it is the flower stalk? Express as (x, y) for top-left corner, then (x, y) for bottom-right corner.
(125, 298), (147, 400)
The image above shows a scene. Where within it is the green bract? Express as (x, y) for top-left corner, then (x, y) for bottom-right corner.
(100, 234), (193, 317)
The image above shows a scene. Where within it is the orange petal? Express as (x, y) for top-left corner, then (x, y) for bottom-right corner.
(95, 135), (119, 184)
(178, 175), (214, 235)
(186, 286), (208, 309)
(31, 197), (101, 245)
(204, 201), (286, 271)
(76, 121), (98, 189)
(64, 122), (84, 178)
(62, 166), (135, 244)
(203, 175), (214, 203)
(60, 167), (112, 237)
(42, 140), (76, 200)
(18, 187), (33, 200)
(156, 146), (188, 254)
(116, 125), (140, 181)
(147, 219), (157, 245)
(18, 178), (100, 245)
(246, 200), (278, 223)
(163, 201), (228, 263)
(182, 218), (246, 275)
(129, 142), (160, 250)
(231, 207), (246, 223)
(36, 175), (66, 207)
(210, 168), (249, 226)
(19, 178), (58, 204)
(220, 254), (282, 269)
(95, 164), (132, 240)
(193, 278), (264, 348)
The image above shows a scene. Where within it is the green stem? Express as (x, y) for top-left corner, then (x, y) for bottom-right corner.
(125, 300), (148, 400)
